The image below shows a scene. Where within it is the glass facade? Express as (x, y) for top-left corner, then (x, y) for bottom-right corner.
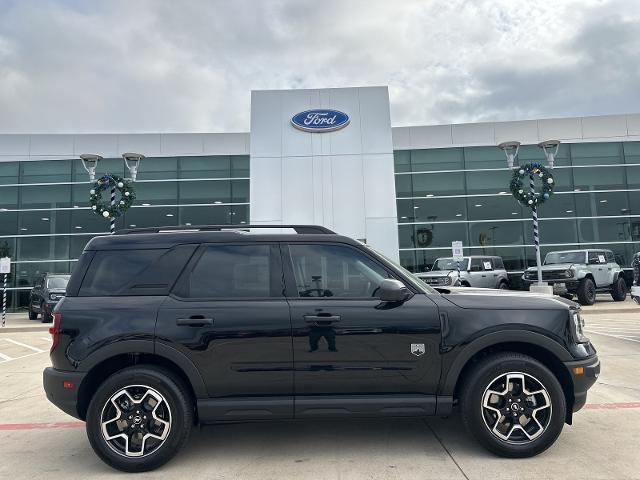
(0, 155), (249, 311)
(395, 142), (640, 287)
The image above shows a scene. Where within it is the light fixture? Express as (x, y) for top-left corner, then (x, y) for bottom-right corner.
(129, 224), (137, 227)
(166, 213), (174, 217)
(20, 228), (28, 231)
(566, 210), (573, 213)
(512, 212), (519, 215)
(0, 208), (7, 212)
(498, 141), (521, 168)
(41, 217), (49, 221)
(599, 199), (608, 203)
(401, 216), (408, 219)
(574, 188), (581, 192)
(185, 223), (191, 226)
(142, 203), (151, 206)
(73, 205), (79, 209)
(498, 191), (507, 195)
(75, 226), (82, 229)
(426, 194), (434, 197)
(538, 140), (561, 169)
(79, 154), (103, 182)
(455, 213), (462, 217)
(214, 201), (223, 204)
(475, 204), (483, 207)
(414, 206), (420, 209)
(122, 152), (145, 181)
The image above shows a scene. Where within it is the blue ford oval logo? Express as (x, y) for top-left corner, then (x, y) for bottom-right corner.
(291, 109), (350, 132)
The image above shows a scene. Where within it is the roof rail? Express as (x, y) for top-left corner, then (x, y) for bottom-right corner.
(114, 224), (336, 235)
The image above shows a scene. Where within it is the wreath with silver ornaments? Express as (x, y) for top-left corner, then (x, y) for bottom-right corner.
(509, 162), (555, 207)
(89, 174), (136, 219)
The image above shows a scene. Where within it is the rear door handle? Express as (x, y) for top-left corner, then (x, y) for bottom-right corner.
(176, 317), (214, 327)
(304, 315), (341, 325)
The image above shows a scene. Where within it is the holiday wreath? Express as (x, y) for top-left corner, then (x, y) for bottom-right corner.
(509, 162), (555, 208)
(89, 174), (135, 219)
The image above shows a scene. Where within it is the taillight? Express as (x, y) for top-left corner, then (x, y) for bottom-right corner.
(49, 312), (61, 353)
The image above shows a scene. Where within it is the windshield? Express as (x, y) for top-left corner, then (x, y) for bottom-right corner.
(363, 245), (437, 294)
(431, 257), (468, 271)
(46, 276), (69, 289)
(544, 252), (585, 265)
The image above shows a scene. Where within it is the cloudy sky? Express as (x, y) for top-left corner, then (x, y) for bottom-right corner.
(0, 0), (639, 133)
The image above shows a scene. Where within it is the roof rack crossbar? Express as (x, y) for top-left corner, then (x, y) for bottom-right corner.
(115, 224), (335, 235)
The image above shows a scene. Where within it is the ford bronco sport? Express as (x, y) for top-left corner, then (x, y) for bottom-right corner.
(523, 249), (626, 305)
(43, 225), (599, 472)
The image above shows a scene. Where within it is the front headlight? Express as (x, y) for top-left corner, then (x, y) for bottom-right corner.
(565, 269), (574, 278)
(571, 311), (588, 343)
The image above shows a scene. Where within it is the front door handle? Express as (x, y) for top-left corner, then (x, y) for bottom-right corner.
(176, 316), (214, 327)
(304, 315), (341, 325)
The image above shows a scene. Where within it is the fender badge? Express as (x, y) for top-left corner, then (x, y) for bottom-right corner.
(411, 344), (425, 357)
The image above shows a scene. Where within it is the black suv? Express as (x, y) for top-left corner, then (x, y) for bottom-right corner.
(43, 225), (599, 472)
(28, 273), (70, 322)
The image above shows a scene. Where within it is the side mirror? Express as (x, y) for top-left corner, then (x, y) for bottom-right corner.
(379, 279), (412, 302)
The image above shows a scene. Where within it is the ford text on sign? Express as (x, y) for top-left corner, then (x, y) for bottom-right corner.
(291, 109), (350, 132)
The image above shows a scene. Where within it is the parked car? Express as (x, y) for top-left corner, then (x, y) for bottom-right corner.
(44, 225), (598, 472)
(522, 249), (626, 306)
(28, 273), (70, 322)
(415, 256), (510, 289)
(632, 251), (640, 305)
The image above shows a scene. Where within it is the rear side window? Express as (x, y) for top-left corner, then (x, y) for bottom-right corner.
(80, 250), (165, 296)
(78, 245), (197, 296)
(493, 257), (505, 270)
(185, 245), (277, 299)
(605, 251), (615, 263)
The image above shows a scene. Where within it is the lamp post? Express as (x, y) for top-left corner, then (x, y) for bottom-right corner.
(499, 140), (560, 290)
(79, 153), (144, 234)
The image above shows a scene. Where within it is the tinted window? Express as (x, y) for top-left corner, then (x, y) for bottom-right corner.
(187, 245), (273, 298)
(288, 244), (391, 298)
(588, 251), (606, 264)
(80, 250), (165, 296)
(605, 251), (615, 263)
(493, 257), (505, 270)
(469, 258), (483, 271)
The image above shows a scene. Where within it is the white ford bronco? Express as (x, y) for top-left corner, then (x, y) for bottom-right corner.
(523, 249), (627, 306)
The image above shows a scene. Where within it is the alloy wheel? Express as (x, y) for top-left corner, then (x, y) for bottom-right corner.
(100, 385), (172, 458)
(481, 372), (552, 444)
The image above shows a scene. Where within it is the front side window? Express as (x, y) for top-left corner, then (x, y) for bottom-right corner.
(469, 258), (483, 271)
(187, 245), (273, 298)
(288, 244), (391, 298)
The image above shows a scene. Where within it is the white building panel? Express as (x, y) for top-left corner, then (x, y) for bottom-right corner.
(202, 133), (249, 156)
(0, 134), (30, 156)
(451, 122), (495, 145)
(30, 135), (75, 156)
(250, 90), (282, 158)
(494, 120), (539, 145)
(330, 154), (366, 239)
(281, 156), (315, 224)
(74, 134), (119, 157)
(362, 153), (397, 218)
(117, 134), (162, 157)
(391, 126), (412, 150)
(537, 117), (582, 141)
(326, 88), (362, 156)
(582, 114), (627, 139)
(408, 125), (453, 149)
(359, 87), (393, 154)
(627, 114), (640, 137)
(160, 134), (204, 155)
(249, 156), (282, 223)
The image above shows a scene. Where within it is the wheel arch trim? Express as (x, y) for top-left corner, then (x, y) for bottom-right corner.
(440, 330), (573, 396)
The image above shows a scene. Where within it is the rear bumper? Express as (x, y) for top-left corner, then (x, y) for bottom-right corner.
(564, 355), (600, 413)
(43, 367), (86, 420)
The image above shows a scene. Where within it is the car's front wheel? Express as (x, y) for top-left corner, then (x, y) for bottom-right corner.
(576, 278), (596, 305)
(86, 366), (193, 472)
(460, 352), (566, 458)
(28, 302), (38, 320)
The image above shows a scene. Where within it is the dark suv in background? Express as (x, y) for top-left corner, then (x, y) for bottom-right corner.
(43, 225), (599, 472)
(28, 273), (70, 322)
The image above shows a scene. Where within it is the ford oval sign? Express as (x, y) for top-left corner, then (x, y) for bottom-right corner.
(291, 109), (350, 133)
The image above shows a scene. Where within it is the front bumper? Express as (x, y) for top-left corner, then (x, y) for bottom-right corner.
(43, 367), (86, 420)
(564, 355), (600, 413)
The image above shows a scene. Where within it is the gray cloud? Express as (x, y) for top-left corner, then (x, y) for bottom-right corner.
(0, 0), (638, 133)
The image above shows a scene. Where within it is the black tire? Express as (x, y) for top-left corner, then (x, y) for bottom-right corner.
(576, 278), (596, 305)
(610, 277), (627, 302)
(28, 303), (38, 320)
(460, 281), (470, 287)
(41, 302), (52, 323)
(460, 352), (566, 458)
(86, 366), (193, 473)
(560, 293), (574, 301)
(498, 281), (509, 290)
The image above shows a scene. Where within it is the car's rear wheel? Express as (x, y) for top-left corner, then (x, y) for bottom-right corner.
(576, 278), (596, 305)
(610, 277), (627, 302)
(28, 302), (38, 320)
(460, 352), (566, 458)
(498, 281), (509, 290)
(86, 366), (193, 472)
(41, 302), (52, 323)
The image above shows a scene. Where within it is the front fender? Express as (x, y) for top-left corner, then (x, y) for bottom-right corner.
(439, 330), (573, 396)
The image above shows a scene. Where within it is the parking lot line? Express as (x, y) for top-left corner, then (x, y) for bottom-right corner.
(2, 338), (45, 353)
(40, 337), (51, 342)
(586, 330), (640, 343)
(0, 352), (13, 361)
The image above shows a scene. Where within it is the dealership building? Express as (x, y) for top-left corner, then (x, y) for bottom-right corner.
(1, 86), (639, 309)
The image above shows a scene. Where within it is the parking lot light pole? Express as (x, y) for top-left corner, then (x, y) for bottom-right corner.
(122, 153), (145, 182)
(79, 154), (102, 182)
(538, 140), (561, 169)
